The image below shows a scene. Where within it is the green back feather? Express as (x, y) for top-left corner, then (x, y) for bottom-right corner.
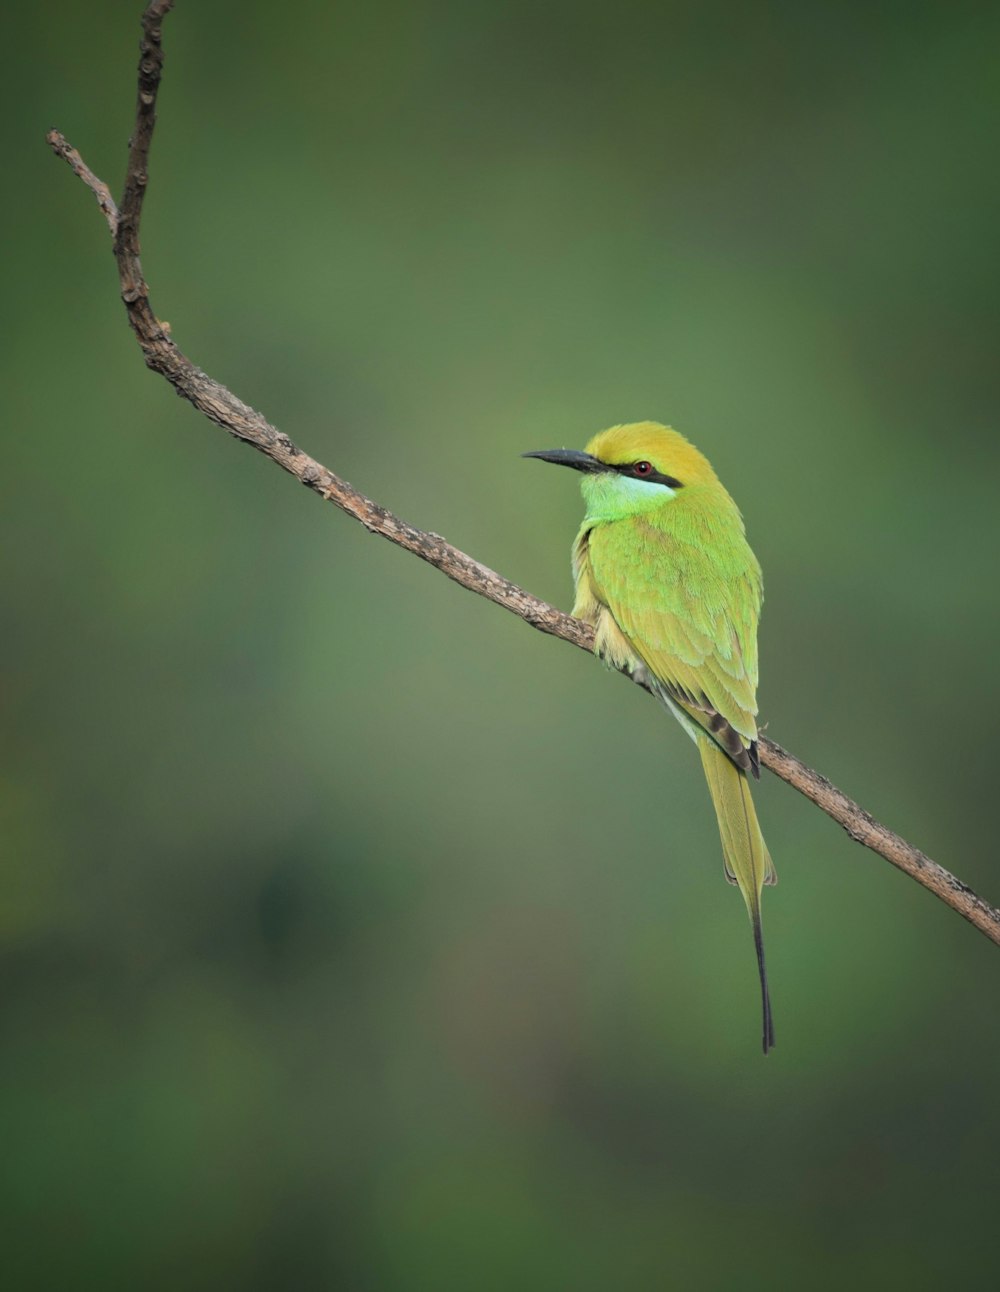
(584, 486), (762, 748)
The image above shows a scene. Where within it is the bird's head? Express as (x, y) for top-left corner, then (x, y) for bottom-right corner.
(524, 421), (720, 521)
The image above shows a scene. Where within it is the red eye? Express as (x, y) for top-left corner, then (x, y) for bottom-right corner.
(633, 460), (653, 476)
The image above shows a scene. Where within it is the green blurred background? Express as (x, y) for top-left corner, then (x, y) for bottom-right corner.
(5, 0), (1000, 1286)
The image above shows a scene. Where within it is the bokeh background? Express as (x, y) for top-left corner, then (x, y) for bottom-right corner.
(5, 1), (1000, 1286)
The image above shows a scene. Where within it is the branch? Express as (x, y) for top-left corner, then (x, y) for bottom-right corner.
(47, 0), (1000, 949)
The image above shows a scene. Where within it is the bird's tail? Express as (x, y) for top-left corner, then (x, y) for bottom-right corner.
(697, 735), (777, 1054)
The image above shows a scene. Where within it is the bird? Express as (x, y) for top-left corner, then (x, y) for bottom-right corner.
(524, 421), (776, 1053)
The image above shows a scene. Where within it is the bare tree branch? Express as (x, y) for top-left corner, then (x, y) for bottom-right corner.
(46, 0), (1000, 949)
(46, 133), (119, 236)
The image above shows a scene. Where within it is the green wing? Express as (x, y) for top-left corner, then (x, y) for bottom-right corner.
(587, 512), (763, 772)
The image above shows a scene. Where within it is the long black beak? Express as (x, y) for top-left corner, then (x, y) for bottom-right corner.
(521, 448), (605, 473)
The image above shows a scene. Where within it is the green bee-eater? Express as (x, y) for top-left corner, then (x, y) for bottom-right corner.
(525, 421), (776, 1053)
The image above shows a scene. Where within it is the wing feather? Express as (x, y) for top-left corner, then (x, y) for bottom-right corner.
(584, 511), (762, 774)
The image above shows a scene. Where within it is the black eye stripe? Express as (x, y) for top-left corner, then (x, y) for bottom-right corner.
(610, 462), (683, 489)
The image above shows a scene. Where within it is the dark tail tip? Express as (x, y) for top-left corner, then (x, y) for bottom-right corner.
(753, 913), (776, 1055)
